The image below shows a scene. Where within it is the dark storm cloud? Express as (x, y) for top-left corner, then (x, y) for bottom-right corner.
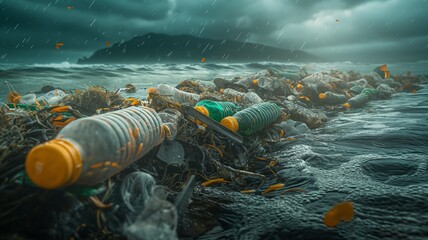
(1, 0), (427, 63)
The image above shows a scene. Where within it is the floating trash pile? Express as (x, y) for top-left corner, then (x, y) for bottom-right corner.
(0, 65), (425, 239)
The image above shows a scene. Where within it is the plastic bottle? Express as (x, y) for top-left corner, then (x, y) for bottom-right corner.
(220, 102), (281, 135)
(243, 91), (263, 105)
(223, 88), (245, 101)
(223, 88), (263, 105)
(343, 93), (369, 108)
(361, 88), (380, 100)
(36, 89), (67, 106)
(376, 84), (395, 98)
(283, 101), (328, 129)
(194, 100), (241, 122)
(19, 94), (37, 105)
(236, 77), (258, 88)
(301, 83), (318, 100)
(157, 108), (183, 140)
(25, 106), (171, 189)
(318, 91), (347, 105)
(148, 84), (200, 105)
(348, 79), (368, 87)
(349, 85), (364, 94)
(253, 77), (281, 91)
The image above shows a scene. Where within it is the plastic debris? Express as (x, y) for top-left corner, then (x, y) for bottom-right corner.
(0, 64), (422, 239)
(221, 102), (281, 135)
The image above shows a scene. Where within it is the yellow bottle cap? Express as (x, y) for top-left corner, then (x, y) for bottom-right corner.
(343, 103), (351, 108)
(147, 87), (158, 94)
(296, 84), (303, 91)
(194, 106), (209, 117)
(252, 79), (258, 85)
(220, 116), (239, 133)
(319, 93), (327, 99)
(219, 88), (224, 93)
(26, 139), (82, 189)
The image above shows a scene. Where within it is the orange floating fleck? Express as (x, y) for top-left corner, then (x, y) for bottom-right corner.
(262, 183), (285, 195)
(55, 42), (64, 49)
(240, 189), (256, 194)
(201, 178), (228, 187)
(201, 57), (206, 63)
(299, 96), (310, 101)
(323, 201), (355, 227)
(105, 41), (111, 46)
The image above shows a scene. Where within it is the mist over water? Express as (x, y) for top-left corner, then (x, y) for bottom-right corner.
(1, 61), (427, 239)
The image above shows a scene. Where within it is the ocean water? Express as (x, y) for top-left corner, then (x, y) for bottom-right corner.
(200, 85), (428, 239)
(1, 61), (427, 100)
(1, 61), (427, 239)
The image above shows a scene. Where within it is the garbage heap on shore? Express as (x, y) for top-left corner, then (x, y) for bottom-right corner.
(0, 65), (425, 239)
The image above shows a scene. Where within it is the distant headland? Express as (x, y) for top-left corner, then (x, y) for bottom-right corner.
(77, 33), (322, 64)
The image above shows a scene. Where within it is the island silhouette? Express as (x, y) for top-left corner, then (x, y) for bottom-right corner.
(77, 33), (321, 64)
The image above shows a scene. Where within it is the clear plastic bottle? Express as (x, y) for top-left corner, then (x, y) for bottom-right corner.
(220, 102), (281, 135)
(243, 91), (263, 105)
(194, 100), (241, 122)
(318, 91), (347, 105)
(25, 106), (170, 189)
(149, 84), (200, 105)
(283, 101), (328, 129)
(223, 88), (245, 102)
(236, 76), (258, 88)
(157, 108), (183, 140)
(36, 89), (67, 106)
(254, 76), (282, 91)
(19, 94), (37, 105)
(376, 84), (395, 98)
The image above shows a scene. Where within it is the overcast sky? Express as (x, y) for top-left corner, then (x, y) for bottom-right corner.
(1, 0), (427, 63)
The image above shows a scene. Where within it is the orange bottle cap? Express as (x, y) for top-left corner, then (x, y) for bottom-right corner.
(296, 84), (303, 91)
(319, 93), (327, 99)
(26, 139), (82, 189)
(220, 116), (239, 132)
(343, 103), (351, 108)
(147, 87), (158, 94)
(194, 106), (209, 117)
(252, 79), (259, 85)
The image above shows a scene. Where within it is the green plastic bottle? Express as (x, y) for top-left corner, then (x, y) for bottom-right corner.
(194, 100), (241, 122)
(220, 102), (281, 135)
(361, 88), (380, 100)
